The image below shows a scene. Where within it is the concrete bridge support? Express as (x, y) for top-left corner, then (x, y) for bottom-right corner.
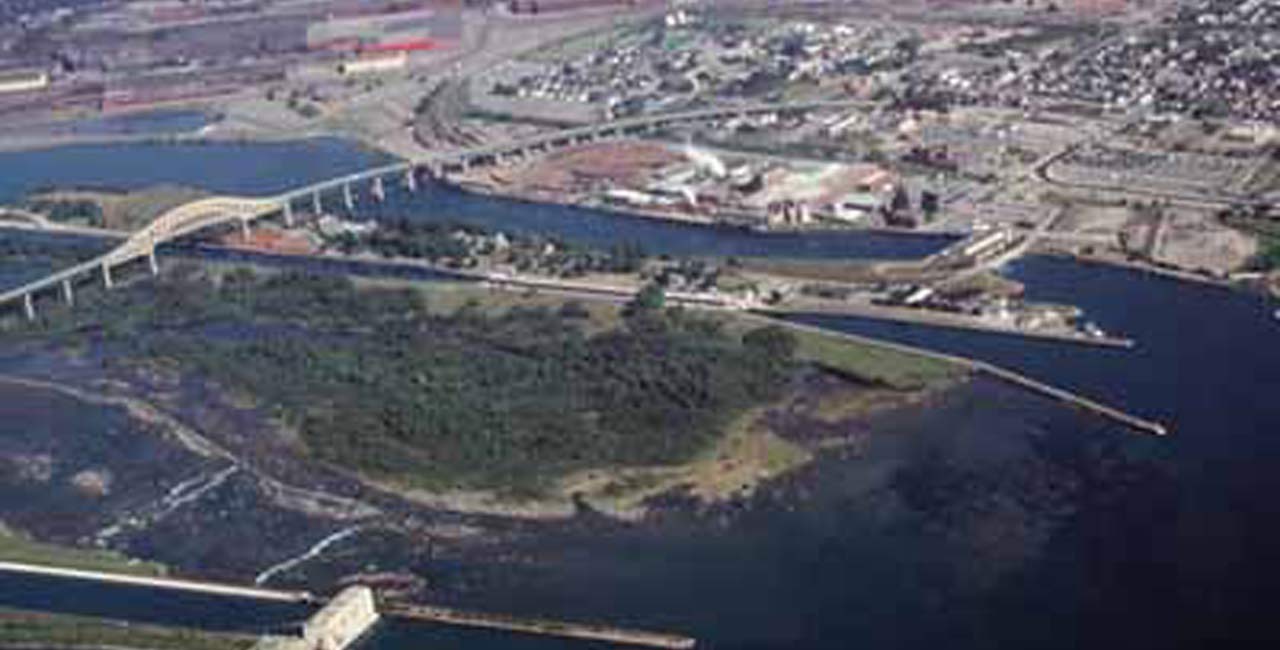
(22, 293), (34, 322)
(101, 263), (113, 290)
(343, 183), (355, 211)
(61, 280), (73, 307)
(282, 201), (294, 227)
(405, 168), (418, 192)
(239, 218), (251, 243)
(148, 249), (159, 276)
(313, 192), (323, 216)
(372, 177), (386, 202)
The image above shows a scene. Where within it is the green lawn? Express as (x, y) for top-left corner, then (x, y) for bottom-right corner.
(788, 326), (963, 390)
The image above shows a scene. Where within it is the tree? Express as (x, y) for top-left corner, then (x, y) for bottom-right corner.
(743, 325), (798, 363)
(626, 282), (666, 316)
(558, 300), (591, 320)
(921, 190), (940, 220)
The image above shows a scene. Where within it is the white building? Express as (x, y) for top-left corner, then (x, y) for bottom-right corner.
(338, 52), (407, 76)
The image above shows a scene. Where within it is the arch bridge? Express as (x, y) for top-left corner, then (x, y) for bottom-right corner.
(1, 99), (869, 320)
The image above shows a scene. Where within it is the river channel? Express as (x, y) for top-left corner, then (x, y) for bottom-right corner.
(0, 139), (1276, 648)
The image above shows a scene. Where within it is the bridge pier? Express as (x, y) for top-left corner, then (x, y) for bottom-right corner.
(61, 280), (73, 307)
(313, 191), (323, 216)
(282, 201), (294, 227)
(405, 168), (418, 192)
(343, 183), (355, 211)
(372, 177), (385, 202)
(147, 249), (159, 276)
(101, 263), (113, 290)
(239, 218), (251, 242)
(22, 293), (35, 322)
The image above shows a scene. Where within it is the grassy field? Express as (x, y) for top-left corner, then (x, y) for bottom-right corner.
(0, 608), (255, 650)
(0, 525), (166, 577)
(783, 325), (963, 390)
(352, 276), (626, 334)
(730, 257), (959, 286)
(557, 405), (812, 517)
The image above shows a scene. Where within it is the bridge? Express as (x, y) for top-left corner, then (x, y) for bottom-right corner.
(0, 99), (871, 321)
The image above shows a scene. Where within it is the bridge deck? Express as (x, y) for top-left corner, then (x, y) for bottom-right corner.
(1, 99), (871, 313)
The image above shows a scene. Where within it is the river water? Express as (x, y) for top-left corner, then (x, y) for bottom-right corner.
(0, 140), (1275, 648)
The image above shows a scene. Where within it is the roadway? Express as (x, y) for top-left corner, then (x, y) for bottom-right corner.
(0, 99), (870, 319)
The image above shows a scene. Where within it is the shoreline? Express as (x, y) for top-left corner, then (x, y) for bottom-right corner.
(1041, 249), (1242, 292)
(761, 302), (1135, 349)
(0, 274), (956, 527)
(443, 175), (960, 240)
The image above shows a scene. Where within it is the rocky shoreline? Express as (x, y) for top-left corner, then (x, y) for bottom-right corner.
(0, 330), (950, 596)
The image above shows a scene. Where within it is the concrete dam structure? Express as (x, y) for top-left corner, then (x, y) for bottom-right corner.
(256, 586), (379, 650)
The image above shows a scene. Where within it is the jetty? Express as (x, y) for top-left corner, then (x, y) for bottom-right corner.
(384, 603), (697, 649)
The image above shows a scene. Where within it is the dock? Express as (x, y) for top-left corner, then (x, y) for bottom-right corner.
(384, 603), (697, 649)
(0, 561), (314, 603)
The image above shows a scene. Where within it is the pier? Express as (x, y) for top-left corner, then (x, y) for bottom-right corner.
(384, 603), (697, 649)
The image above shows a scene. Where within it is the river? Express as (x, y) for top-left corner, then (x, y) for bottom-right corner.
(0, 139), (1275, 648)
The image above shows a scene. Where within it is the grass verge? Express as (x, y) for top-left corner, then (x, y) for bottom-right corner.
(0, 608), (255, 650)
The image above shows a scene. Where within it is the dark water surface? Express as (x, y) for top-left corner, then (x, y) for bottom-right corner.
(350, 182), (953, 261)
(0, 140), (1275, 648)
(0, 570), (311, 635)
(0, 139), (392, 204)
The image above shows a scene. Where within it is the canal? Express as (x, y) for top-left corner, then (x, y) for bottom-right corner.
(0, 139), (1275, 648)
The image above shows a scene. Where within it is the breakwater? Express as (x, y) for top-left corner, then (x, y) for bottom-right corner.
(756, 314), (1169, 437)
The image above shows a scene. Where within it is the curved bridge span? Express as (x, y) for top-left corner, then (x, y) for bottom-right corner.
(1, 99), (869, 320)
